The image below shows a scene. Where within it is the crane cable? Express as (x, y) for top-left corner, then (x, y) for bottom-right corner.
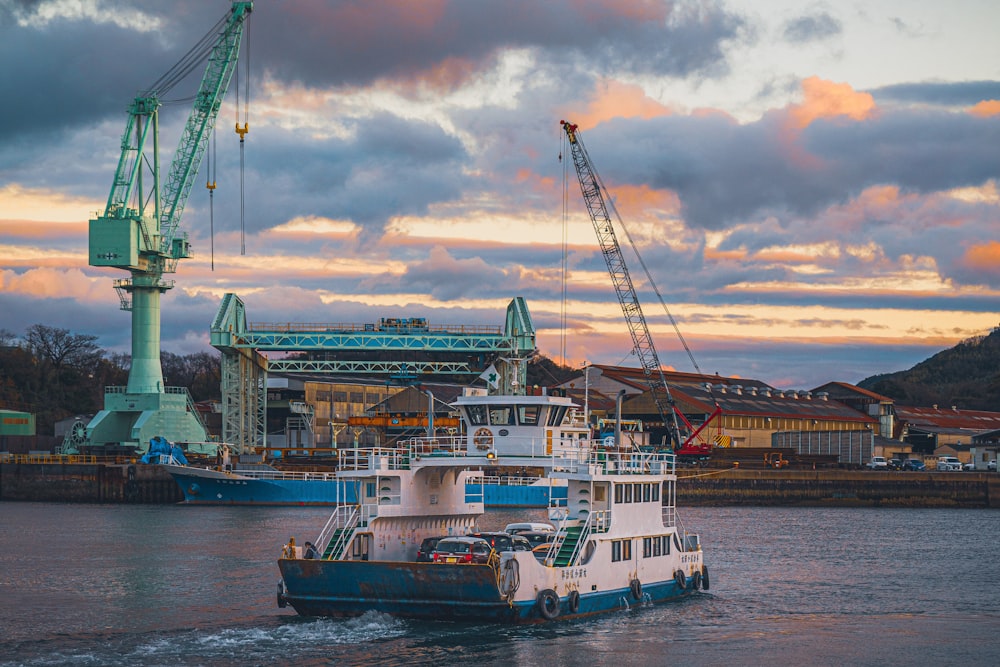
(591, 158), (704, 378)
(235, 19), (251, 255)
(207, 130), (217, 270)
(558, 131), (570, 365)
(586, 144), (721, 422)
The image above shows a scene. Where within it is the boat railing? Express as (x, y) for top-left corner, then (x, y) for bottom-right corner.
(589, 509), (611, 534)
(552, 448), (676, 476)
(407, 437), (466, 459)
(336, 447), (413, 472)
(478, 474), (543, 487)
(316, 504), (359, 558)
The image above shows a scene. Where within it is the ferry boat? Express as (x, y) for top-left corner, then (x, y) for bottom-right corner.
(275, 388), (709, 622)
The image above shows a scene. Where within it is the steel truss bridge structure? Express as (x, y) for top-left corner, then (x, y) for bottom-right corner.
(210, 294), (537, 451)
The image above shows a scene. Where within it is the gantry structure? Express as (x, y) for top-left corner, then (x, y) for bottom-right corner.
(210, 294), (537, 451)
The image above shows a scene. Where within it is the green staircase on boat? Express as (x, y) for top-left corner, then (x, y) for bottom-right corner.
(553, 526), (583, 567)
(322, 527), (352, 560)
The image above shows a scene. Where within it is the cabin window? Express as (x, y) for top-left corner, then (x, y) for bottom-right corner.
(547, 406), (568, 426)
(643, 483), (651, 503)
(643, 537), (651, 558)
(653, 537), (662, 557)
(614, 483), (623, 504)
(611, 539), (632, 562)
(594, 485), (606, 502)
(489, 406), (515, 426)
(624, 484), (633, 503)
(518, 405), (541, 426)
(651, 484), (660, 502)
(466, 405), (488, 425)
(365, 482), (376, 498)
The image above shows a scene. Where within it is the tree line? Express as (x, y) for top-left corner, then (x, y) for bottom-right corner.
(0, 325), (220, 435)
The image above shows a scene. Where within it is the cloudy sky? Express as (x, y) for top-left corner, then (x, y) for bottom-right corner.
(1, 0), (999, 390)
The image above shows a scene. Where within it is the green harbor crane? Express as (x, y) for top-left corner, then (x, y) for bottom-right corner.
(76, 2), (253, 454)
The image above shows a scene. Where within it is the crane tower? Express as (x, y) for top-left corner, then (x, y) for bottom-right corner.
(78, 3), (253, 453)
(560, 120), (685, 448)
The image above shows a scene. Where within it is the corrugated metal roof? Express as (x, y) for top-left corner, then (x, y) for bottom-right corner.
(895, 405), (1000, 431)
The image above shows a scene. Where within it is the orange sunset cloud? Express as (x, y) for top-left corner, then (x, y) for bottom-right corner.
(960, 241), (1000, 275)
(970, 100), (1000, 117)
(566, 80), (672, 130)
(787, 77), (876, 130)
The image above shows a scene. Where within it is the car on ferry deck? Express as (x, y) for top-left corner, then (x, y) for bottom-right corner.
(515, 531), (556, 549)
(468, 531), (531, 552)
(430, 537), (492, 564)
(416, 536), (446, 562)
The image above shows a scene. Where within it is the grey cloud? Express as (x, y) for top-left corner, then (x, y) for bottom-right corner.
(782, 12), (842, 44)
(870, 81), (1000, 106)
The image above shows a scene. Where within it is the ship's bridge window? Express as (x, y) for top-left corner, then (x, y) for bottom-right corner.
(518, 405), (541, 426)
(547, 405), (568, 426)
(466, 405), (488, 426)
(489, 406), (515, 426)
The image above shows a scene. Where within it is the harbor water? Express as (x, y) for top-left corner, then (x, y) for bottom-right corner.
(1, 502), (997, 666)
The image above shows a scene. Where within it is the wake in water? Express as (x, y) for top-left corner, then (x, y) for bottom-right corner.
(1, 612), (408, 667)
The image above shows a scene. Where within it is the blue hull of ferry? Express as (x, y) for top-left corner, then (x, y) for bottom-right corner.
(170, 470), (565, 508)
(277, 559), (695, 621)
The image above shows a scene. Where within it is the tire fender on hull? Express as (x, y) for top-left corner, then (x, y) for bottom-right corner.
(567, 589), (580, 614)
(277, 580), (287, 608)
(537, 588), (560, 620)
(629, 578), (643, 600)
(692, 571), (702, 591)
(701, 564), (710, 591)
(674, 569), (687, 590)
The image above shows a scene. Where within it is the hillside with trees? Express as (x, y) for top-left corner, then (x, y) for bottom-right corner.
(0, 325), (220, 436)
(858, 327), (1000, 410)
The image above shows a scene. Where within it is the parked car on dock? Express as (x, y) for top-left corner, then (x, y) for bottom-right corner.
(936, 456), (962, 471)
(866, 456), (888, 470)
(887, 458), (904, 470)
(990, 460), (997, 472)
(902, 459), (926, 471)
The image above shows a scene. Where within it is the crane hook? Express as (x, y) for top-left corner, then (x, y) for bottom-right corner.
(235, 122), (249, 141)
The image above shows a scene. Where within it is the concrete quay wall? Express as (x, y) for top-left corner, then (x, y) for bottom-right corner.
(677, 469), (1000, 508)
(0, 461), (183, 504)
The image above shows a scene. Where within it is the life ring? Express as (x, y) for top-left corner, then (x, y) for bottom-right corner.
(276, 580), (287, 608)
(473, 428), (494, 451)
(674, 569), (687, 590)
(630, 578), (643, 600)
(567, 589), (580, 614)
(537, 589), (560, 620)
(692, 570), (702, 591)
(701, 564), (710, 591)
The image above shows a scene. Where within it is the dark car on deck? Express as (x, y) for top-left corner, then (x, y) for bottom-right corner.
(430, 536), (492, 564)
(416, 536), (446, 562)
(468, 531), (532, 552)
(516, 531), (555, 549)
